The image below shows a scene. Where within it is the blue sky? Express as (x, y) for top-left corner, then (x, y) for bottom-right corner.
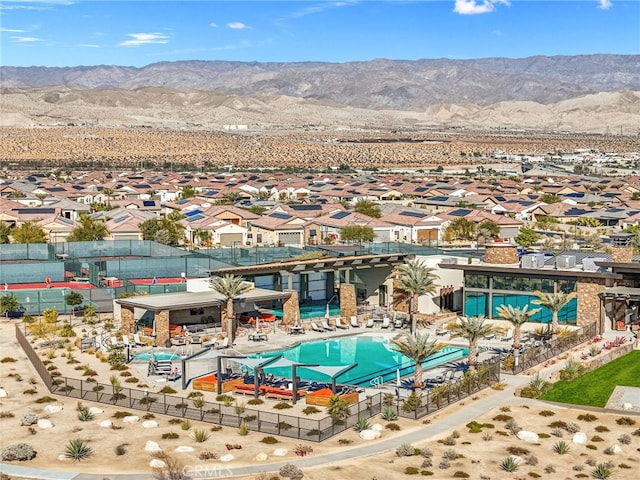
(1, 1), (638, 67)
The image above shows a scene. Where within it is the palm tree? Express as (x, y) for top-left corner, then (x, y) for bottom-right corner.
(496, 304), (540, 349)
(450, 315), (500, 367)
(394, 258), (438, 334)
(391, 332), (442, 388)
(531, 291), (576, 333)
(210, 274), (253, 343)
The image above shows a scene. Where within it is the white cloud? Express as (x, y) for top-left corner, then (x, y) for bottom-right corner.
(209, 22), (218, 28)
(76, 43), (99, 48)
(0, 27), (26, 32)
(598, 0), (613, 10)
(119, 32), (169, 47)
(10, 35), (41, 42)
(454, 0), (509, 15)
(227, 22), (247, 30)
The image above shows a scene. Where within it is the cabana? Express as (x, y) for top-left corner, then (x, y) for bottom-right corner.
(226, 356), (283, 399)
(181, 348), (243, 393)
(260, 357), (319, 405)
(301, 364), (360, 406)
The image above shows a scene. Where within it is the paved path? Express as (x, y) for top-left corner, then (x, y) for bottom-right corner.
(1, 375), (534, 480)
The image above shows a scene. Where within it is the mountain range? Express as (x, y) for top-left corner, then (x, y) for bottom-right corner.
(1, 55), (639, 133)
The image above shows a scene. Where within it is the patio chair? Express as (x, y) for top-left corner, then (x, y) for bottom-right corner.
(310, 321), (325, 333)
(215, 337), (229, 350)
(500, 329), (514, 342)
(381, 316), (390, 329)
(365, 318), (374, 328)
(121, 335), (133, 348)
(350, 316), (361, 328)
(435, 324), (449, 336)
(335, 317), (349, 329)
(110, 336), (123, 347)
(321, 320), (336, 331)
(393, 316), (404, 329)
(133, 333), (146, 346)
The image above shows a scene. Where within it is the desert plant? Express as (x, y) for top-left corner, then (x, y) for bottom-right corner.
(260, 436), (279, 444)
(524, 453), (538, 465)
(396, 443), (415, 457)
(239, 420), (249, 436)
(63, 439), (93, 461)
(20, 413), (39, 426)
(159, 386), (177, 394)
(591, 463), (611, 479)
(506, 446), (530, 456)
(198, 450), (218, 460)
(595, 425), (610, 432)
(386, 423), (401, 431)
(442, 448), (458, 460)
(500, 456), (519, 472)
(539, 410), (555, 417)
(443, 435), (457, 446)
(234, 401), (246, 415)
(0, 443), (37, 461)
(617, 433), (631, 445)
(180, 419), (191, 430)
(353, 417), (370, 432)
(616, 416), (636, 426)
(77, 408), (94, 422)
(565, 422), (580, 433)
(402, 390), (422, 412)
(578, 413), (598, 422)
(505, 419), (521, 435)
(279, 463), (303, 480)
(273, 402), (293, 410)
(162, 433), (179, 439)
(115, 443), (128, 456)
(192, 428), (209, 443)
(381, 406), (398, 421)
(553, 441), (570, 454)
(482, 431), (493, 441)
(326, 394), (351, 423)
(247, 398), (264, 406)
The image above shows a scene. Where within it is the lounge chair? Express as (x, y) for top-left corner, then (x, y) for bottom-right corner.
(110, 336), (123, 347)
(310, 321), (325, 333)
(121, 335), (133, 348)
(133, 333), (146, 346)
(381, 316), (390, 329)
(365, 318), (374, 328)
(215, 337), (229, 349)
(335, 317), (349, 329)
(435, 324), (449, 336)
(393, 316), (404, 329)
(321, 320), (336, 331)
(500, 329), (514, 342)
(350, 316), (361, 328)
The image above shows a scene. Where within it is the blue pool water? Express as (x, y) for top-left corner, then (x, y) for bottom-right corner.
(133, 352), (182, 362)
(268, 304), (341, 319)
(251, 336), (467, 386)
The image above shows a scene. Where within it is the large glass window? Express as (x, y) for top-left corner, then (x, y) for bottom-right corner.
(491, 293), (577, 325)
(492, 275), (554, 293)
(465, 273), (489, 289)
(464, 292), (489, 317)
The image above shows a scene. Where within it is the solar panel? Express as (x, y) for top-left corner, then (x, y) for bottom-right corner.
(185, 209), (202, 217)
(330, 211), (351, 219)
(290, 204), (321, 211)
(399, 211), (426, 218)
(186, 214), (205, 222)
(142, 200), (155, 207)
(448, 209), (472, 217)
(270, 212), (292, 219)
(114, 215), (129, 224)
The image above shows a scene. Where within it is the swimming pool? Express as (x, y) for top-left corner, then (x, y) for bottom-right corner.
(268, 304), (341, 319)
(251, 335), (467, 386)
(133, 352), (182, 362)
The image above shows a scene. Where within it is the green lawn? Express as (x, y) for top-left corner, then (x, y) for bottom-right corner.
(540, 350), (640, 407)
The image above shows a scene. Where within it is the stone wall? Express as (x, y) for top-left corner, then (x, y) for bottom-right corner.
(154, 310), (170, 347)
(282, 290), (300, 326)
(611, 246), (633, 264)
(339, 283), (357, 320)
(483, 244), (519, 264)
(120, 306), (134, 334)
(576, 278), (605, 329)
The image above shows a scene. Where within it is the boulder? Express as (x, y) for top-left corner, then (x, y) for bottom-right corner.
(88, 407), (103, 415)
(516, 431), (539, 443)
(142, 420), (159, 428)
(609, 444), (622, 454)
(144, 441), (162, 453)
(255, 452), (268, 462)
(99, 420), (113, 428)
(122, 415), (139, 423)
(511, 455), (523, 465)
(174, 446), (194, 453)
(622, 403), (633, 411)
(150, 459), (166, 469)
(220, 454), (234, 462)
(359, 429), (381, 440)
(44, 405), (63, 413)
(572, 432), (587, 445)
(273, 448), (288, 457)
(37, 419), (53, 429)
(370, 423), (384, 432)
(0, 388), (7, 397)
(58, 454), (70, 461)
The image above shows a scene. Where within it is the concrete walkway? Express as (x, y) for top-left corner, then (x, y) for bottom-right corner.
(1, 375), (534, 480)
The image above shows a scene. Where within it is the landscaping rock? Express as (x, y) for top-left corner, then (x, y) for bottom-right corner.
(370, 423), (384, 432)
(220, 454), (234, 462)
(516, 431), (539, 443)
(99, 420), (112, 428)
(359, 429), (381, 440)
(174, 446), (194, 453)
(88, 407), (103, 415)
(255, 452), (268, 462)
(37, 419), (53, 429)
(609, 444), (622, 454)
(144, 441), (162, 453)
(58, 454), (70, 461)
(150, 459), (166, 469)
(0, 388), (7, 398)
(572, 432), (587, 445)
(44, 405), (63, 413)
(142, 420), (158, 428)
(273, 448), (288, 456)
(623, 403), (633, 411)
(122, 415), (139, 423)
(511, 455), (524, 465)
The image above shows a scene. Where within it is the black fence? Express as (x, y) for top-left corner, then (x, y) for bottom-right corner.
(16, 324), (500, 440)
(396, 356), (501, 420)
(504, 323), (598, 375)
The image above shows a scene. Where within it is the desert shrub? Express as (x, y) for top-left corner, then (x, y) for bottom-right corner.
(466, 421), (483, 433)
(618, 463), (631, 469)
(279, 464), (303, 480)
(421, 458), (433, 468)
(481, 431), (493, 441)
(34, 396), (56, 404)
(493, 414), (513, 422)
(418, 448), (432, 458)
(168, 418), (182, 425)
(442, 449), (458, 460)
(210, 425), (222, 432)
(402, 391), (422, 413)
(421, 471), (434, 476)
(573, 464), (584, 471)
(162, 433), (179, 439)
(405, 467), (419, 475)
(543, 465), (556, 474)
(538, 410), (555, 417)
(396, 443), (415, 457)
(586, 444), (597, 450)
(382, 406), (398, 421)
(158, 386), (177, 394)
(23, 389), (37, 395)
(198, 450), (218, 460)
(616, 417), (636, 426)
(192, 428), (210, 442)
(591, 463), (611, 479)
(506, 446), (529, 456)
(500, 405), (511, 412)
(247, 398), (264, 406)
(565, 422), (580, 433)
(617, 434), (631, 445)
(553, 441), (570, 454)
(338, 439), (352, 445)
(112, 411), (132, 419)
(538, 433), (550, 438)
(63, 439), (93, 461)
(438, 459), (450, 470)
(115, 443), (128, 456)
(0, 412), (15, 418)
(277, 422), (293, 431)
(499, 456), (519, 472)
(577, 413), (597, 422)
(386, 422), (401, 431)
(1, 443), (37, 461)
(180, 419), (191, 430)
(524, 453), (538, 465)
(528, 473), (541, 478)
(591, 435), (604, 442)
(603, 446), (616, 455)
(0, 357), (17, 363)
(632, 428), (640, 436)
(20, 413), (39, 426)
(443, 435), (457, 446)
(595, 425), (610, 432)
(452, 472), (470, 478)
(273, 402), (293, 410)
(260, 436), (279, 444)
(505, 419), (521, 435)
(548, 420), (568, 429)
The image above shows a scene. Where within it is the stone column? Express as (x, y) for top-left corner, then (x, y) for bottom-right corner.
(340, 283), (357, 320)
(154, 310), (170, 347)
(392, 278), (409, 314)
(120, 306), (134, 334)
(282, 290), (300, 326)
(611, 246), (633, 264)
(576, 278), (605, 329)
(483, 244), (519, 264)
